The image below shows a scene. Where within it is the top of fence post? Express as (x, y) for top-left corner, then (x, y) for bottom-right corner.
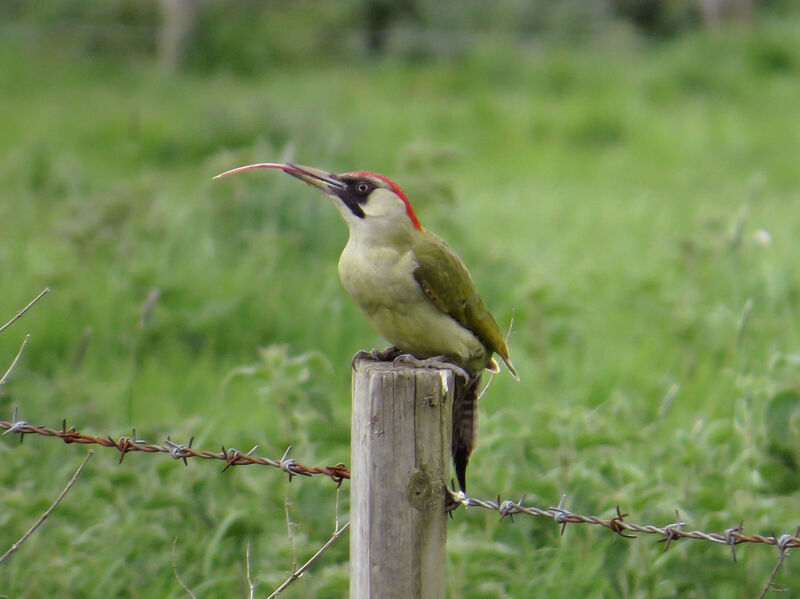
(350, 357), (453, 599)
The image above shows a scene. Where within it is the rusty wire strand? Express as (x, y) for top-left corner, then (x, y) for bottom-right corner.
(450, 490), (800, 554)
(4, 412), (800, 564)
(0, 415), (349, 484)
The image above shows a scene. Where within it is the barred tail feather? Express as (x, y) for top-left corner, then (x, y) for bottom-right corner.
(452, 373), (481, 493)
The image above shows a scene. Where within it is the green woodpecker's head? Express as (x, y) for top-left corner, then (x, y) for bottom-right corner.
(214, 163), (422, 236)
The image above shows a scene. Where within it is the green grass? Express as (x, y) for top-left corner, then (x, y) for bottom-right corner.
(2, 16), (800, 598)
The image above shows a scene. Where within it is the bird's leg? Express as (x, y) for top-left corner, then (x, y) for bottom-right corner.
(351, 346), (403, 369)
(391, 354), (470, 382)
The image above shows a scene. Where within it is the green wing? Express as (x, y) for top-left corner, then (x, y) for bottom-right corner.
(412, 233), (516, 376)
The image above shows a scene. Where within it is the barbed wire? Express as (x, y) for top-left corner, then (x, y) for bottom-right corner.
(0, 408), (349, 485)
(448, 490), (800, 572)
(451, 491), (800, 553)
(447, 492), (800, 597)
(4, 412), (799, 596)
(4, 408), (799, 559)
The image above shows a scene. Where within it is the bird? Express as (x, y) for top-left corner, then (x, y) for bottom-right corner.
(213, 162), (517, 493)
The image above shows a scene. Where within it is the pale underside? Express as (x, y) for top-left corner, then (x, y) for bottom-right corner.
(338, 242), (490, 374)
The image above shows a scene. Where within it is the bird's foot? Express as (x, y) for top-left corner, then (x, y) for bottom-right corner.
(351, 346), (403, 369)
(445, 485), (468, 513)
(392, 354), (470, 382)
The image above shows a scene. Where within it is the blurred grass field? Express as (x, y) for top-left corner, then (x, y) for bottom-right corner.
(2, 8), (800, 598)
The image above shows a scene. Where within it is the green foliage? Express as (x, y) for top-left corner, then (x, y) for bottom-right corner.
(610, 0), (701, 36)
(2, 12), (800, 599)
(1, 0), (790, 73)
(187, 1), (356, 73)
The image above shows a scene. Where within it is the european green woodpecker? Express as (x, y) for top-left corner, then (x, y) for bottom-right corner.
(214, 162), (517, 493)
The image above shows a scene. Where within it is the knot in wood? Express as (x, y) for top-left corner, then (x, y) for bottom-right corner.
(408, 469), (435, 510)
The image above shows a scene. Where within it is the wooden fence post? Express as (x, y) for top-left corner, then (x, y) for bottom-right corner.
(350, 358), (453, 599)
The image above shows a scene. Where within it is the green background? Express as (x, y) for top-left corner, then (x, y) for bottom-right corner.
(1, 1), (799, 597)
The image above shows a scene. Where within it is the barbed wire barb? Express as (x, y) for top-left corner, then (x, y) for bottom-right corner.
(165, 435), (194, 465)
(2, 407), (29, 441)
(551, 494), (572, 536)
(280, 445), (310, 482)
(609, 506), (636, 539)
(725, 520), (744, 562)
(757, 525), (800, 599)
(660, 509), (686, 552)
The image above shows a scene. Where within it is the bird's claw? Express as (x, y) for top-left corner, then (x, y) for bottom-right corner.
(352, 346), (403, 369)
(445, 485), (468, 513)
(392, 354), (470, 381)
(353, 349), (470, 381)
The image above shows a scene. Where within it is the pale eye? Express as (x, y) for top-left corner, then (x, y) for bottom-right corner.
(356, 181), (370, 194)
